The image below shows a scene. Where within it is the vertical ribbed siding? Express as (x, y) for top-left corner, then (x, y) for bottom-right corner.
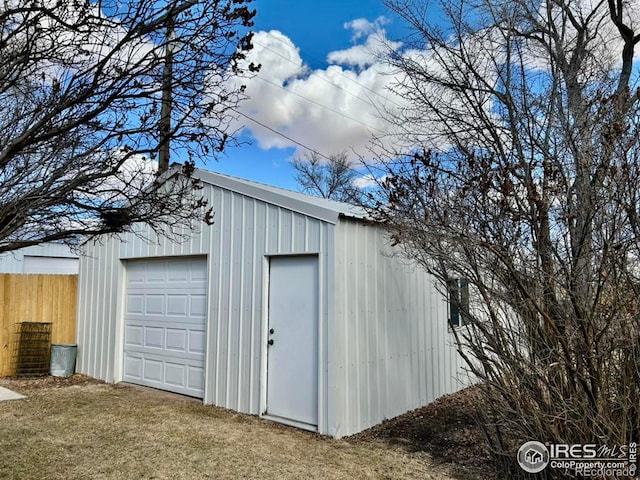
(205, 190), (332, 416)
(76, 184), (332, 428)
(76, 235), (121, 382)
(0, 253), (23, 273)
(0, 242), (78, 273)
(332, 218), (465, 438)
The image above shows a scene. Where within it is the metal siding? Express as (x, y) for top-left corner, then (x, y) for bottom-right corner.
(107, 242), (120, 381)
(279, 209), (292, 252)
(87, 241), (99, 378)
(237, 198), (252, 412)
(306, 218), (320, 252)
(194, 169), (364, 223)
(333, 218), (465, 438)
(207, 191), (332, 416)
(0, 252), (22, 273)
(227, 193), (243, 408)
(251, 201), (268, 413)
(216, 188), (231, 406)
(23, 256), (79, 274)
(0, 242), (78, 273)
(319, 224), (333, 436)
(76, 236), (119, 382)
(98, 247), (110, 381)
(207, 186), (221, 405)
(76, 183), (332, 431)
(76, 245), (91, 374)
(266, 205), (280, 253)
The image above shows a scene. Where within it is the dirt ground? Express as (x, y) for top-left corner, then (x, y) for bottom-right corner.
(349, 386), (496, 479)
(0, 375), (495, 480)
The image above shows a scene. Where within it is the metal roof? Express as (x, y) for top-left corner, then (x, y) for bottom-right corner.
(194, 168), (367, 225)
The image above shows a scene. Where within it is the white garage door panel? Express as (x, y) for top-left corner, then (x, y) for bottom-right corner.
(124, 322), (204, 358)
(123, 352), (205, 390)
(123, 258), (207, 398)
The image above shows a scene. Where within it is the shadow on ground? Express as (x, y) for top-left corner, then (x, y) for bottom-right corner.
(348, 386), (498, 480)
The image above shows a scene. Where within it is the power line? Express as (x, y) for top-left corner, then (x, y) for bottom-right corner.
(262, 30), (405, 110)
(252, 39), (384, 112)
(254, 74), (385, 134)
(231, 108), (333, 161)
(230, 33), (408, 160)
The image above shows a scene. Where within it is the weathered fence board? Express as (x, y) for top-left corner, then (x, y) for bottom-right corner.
(0, 274), (77, 376)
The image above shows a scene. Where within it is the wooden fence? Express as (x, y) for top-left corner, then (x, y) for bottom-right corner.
(0, 274), (77, 377)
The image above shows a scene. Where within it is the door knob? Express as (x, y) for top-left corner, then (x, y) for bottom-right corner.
(269, 328), (275, 334)
(268, 339), (274, 346)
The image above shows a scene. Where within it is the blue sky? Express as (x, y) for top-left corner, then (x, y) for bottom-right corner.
(251, 0), (404, 68)
(208, 0), (409, 190)
(202, 1), (640, 192)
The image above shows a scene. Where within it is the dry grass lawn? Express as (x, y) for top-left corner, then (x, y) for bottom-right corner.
(0, 376), (463, 480)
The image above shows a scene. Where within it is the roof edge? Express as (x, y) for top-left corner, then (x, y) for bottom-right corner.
(192, 169), (367, 224)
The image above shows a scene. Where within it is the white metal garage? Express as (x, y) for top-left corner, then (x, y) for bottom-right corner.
(123, 257), (207, 398)
(76, 168), (466, 438)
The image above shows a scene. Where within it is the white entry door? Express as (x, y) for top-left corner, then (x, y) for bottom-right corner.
(123, 257), (207, 398)
(266, 255), (319, 428)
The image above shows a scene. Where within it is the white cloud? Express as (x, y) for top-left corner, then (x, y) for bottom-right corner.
(227, 26), (407, 159)
(225, 18), (499, 161)
(4, 1), (157, 87)
(88, 150), (158, 202)
(344, 16), (390, 41)
(249, 30), (306, 84)
(352, 173), (388, 189)
(228, 6), (640, 165)
(329, 16), (401, 70)
(327, 32), (402, 69)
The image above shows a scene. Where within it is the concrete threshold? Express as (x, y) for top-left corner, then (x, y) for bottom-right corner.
(0, 386), (25, 401)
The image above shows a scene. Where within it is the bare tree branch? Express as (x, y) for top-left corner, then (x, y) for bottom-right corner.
(291, 151), (362, 203)
(371, 0), (640, 475)
(0, 0), (259, 252)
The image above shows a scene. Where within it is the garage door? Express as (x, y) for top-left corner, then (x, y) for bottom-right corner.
(123, 257), (207, 398)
